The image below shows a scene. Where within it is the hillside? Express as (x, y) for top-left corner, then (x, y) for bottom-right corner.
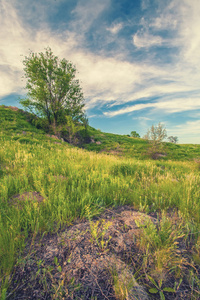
(83, 126), (200, 161)
(1, 105), (200, 161)
(0, 105), (200, 299)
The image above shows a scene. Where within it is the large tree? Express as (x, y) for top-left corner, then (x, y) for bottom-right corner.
(20, 47), (85, 127)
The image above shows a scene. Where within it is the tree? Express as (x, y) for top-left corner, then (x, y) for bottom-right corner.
(168, 136), (178, 144)
(143, 123), (167, 159)
(20, 47), (85, 130)
(144, 123), (167, 145)
(130, 131), (140, 138)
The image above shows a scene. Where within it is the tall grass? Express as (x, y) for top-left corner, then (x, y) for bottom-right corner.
(0, 107), (200, 298)
(1, 138), (200, 280)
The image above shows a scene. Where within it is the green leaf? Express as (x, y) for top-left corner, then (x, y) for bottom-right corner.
(147, 275), (159, 288)
(159, 291), (165, 300)
(54, 256), (58, 265)
(1, 288), (7, 300)
(163, 287), (175, 293)
(149, 288), (158, 294)
(57, 265), (62, 272)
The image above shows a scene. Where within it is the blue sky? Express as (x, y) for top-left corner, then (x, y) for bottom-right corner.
(0, 0), (200, 143)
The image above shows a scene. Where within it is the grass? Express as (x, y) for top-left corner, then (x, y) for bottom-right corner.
(83, 126), (200, 161)
(0, 105), (200, 299)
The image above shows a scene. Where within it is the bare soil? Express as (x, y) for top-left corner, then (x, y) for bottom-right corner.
(7, 206), (194, 300)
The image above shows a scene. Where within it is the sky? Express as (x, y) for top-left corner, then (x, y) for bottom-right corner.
(0, 0), (200, 144)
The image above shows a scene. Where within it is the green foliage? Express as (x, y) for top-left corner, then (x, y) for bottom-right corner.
(55, 115), (84, 144)
(0, 106), (46, 136)
(20, 47), (86, 141)
(148, 275), (175, 299)
(26, 113), (50, 131)
(82, 127), (148, 159)
(88, 217), (112, 251)
(130, 130), (140, 138)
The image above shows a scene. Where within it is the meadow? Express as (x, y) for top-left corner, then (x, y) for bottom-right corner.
(83, 126), (200, 161)
(0, 106), (200, 299)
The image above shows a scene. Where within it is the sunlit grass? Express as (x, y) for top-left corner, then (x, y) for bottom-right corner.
(0, 106), (200, 298)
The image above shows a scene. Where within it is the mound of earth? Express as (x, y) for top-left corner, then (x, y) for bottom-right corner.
(8, 206), (158, 299)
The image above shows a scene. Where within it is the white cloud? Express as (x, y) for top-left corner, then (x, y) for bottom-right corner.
(176, 120), (200, 134)
(150, 16), (177, 30)
(104, 97), (200, 117)
(149, 0), (200, 68)
(0, 0), (141, 105)
(169, 120), (200, 144)
(106, 23), (123, 34)
(133, 116), (152, 120)
(0, 0), (78, 97)
(71, 0), (110, 34)
(133, 32), (163, 48)
(154, 98), (200, 113)
(176, 0), (200, 67)
(75, 56), (143, 106)
(104, 103), (154, 117)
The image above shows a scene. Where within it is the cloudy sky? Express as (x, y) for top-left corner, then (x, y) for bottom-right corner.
(0, 0), (200, 143)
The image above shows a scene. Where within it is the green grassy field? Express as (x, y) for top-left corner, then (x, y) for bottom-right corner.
(0, 106), (200, 299)
(83, 126), (200, 161)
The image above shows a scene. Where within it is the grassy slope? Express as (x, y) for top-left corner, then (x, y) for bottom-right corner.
(83, 126), (200, 161)
(1, 105), (200, 161)
(0, 106), (200, 299)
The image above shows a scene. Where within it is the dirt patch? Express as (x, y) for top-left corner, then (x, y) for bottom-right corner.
(10, 191), (45, 207)
(7, 206), (192, 299)
(46, 134), (60, 140)
(8, 206), (152, 299)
